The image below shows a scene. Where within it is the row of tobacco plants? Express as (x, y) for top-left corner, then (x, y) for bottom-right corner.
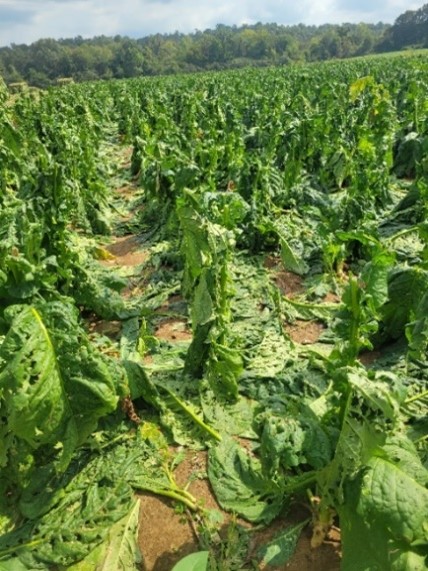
(0, 52), (427, 570)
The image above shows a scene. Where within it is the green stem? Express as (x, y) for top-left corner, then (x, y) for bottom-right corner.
(413, 433), (428, 445)
(143, 284), (180, 302)
(173, 486), (197, 504)
(163, 387), (222, 442)
(0, 539), (44, 558)
(283, 472), (318, 494)
(285, 298), (340, 311)
(162, 466), (198, 504)
(97, 432), (133, 450)
(386, 226), (418, 244)
(170, 484), (199, 505)
(137, 485), (199, 511)
(348, 276), (361, 364)
(144, 364), (184, 373)
(339, 387), (353, 436)
(405, 389), (428, 405)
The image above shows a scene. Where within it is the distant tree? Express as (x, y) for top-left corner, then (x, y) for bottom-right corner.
(26, 68), (50, 88)
(309, 30), (341, 60)
(30, 39), (65, 80)
(113, 39), (143, 78)
(378, 3), (428, 50)
(0, 19), (396, 86)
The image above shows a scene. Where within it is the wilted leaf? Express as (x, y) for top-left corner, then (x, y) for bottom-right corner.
(67, 499), (142, 571)
(208, 436), (283, 524)
(258, 520), (308, 567)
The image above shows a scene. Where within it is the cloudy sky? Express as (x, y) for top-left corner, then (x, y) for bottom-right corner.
(0, 0), (422, 48)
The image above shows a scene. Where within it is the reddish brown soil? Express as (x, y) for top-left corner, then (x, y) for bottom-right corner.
(359, 350), (382, 366)
(121, 282), (143, 299)
(279, 525), (341, 571)
(155, 318), (192, 342)
(323, 291), (341, 303)
(87, 319), (121, 338)
(138, 452), (341, 571)
(139, 493), (196, 570)
(118, 145), (134, 169)
(253, 507), (341, 571)
(264, 255), (281, 269)
(264, 256), (304, 298)
(101, 235), (148, 267)
(116, 184), (136, 198)
(286, 320), (325, 345)
(275, 271), (304, 298)
(138, 453), (216, 571)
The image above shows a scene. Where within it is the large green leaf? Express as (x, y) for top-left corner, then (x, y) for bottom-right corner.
(177, 201), (211, 285)
(191, 271), (214, 328)
(360, 251), (395, 311)
(257, 520), (308, 568)
(208, 436), (283, 524)
(406, 290), (428, 360)
(259, 408), (332, 474)
(67, 499), (142, 571)
(0, 560), (38, 571)
(390, 550), (428, 571)
(346, 367), (403, 420)
(382, 267), (428, 339)
(339, 448), (428, 571)
(280, 238), (308, 276)
(201, 391), (258, 438)
(171, 551), (209, 571)
(0, 439), (151, 568)
(360, 456), (428, 545)
(0, 306), (79, 470)
(206, 341), (242, 401)
(0, 302), (120, 517)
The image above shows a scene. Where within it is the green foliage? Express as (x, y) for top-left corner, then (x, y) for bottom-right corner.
(259, 409), (332, 473)
(0, 302), (123, 518)
(381, 266), (428, 340)
(0, 22), (392, 87)
(1, 54), (428, 571)
(407, 291), (428, 359)
(331, 250), (395, 364)
(208, 436), (287, 524)
(178, 190), (243, 400)
(380, 4), (428, 51)
(0, 437), (146, 568)
(171, 552), (209, 571)
(257, 520), (308, 567)
(0, 427), (215, 569)
(67, 499), (142, 571)
(339, 448), (428, 571)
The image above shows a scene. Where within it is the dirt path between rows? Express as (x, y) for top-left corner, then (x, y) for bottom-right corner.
(138, 451), (340, 571)
(97, 150), (341, 570)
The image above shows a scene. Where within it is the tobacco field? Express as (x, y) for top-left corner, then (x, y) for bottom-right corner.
(0, 53), (428, 570)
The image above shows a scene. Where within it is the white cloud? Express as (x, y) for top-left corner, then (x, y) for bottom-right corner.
(0, 0), (423, 47)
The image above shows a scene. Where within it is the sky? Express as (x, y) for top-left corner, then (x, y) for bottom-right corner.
(0, 0), (423, 48)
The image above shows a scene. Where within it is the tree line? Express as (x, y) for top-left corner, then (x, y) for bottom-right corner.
(0, 4), (426, 87)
